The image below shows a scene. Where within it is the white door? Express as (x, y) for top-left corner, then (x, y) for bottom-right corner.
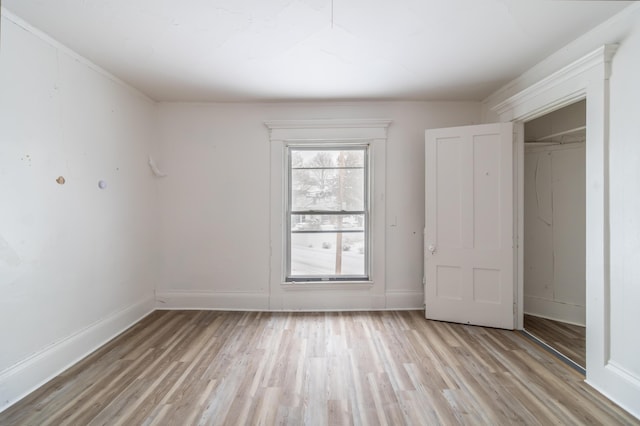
(425, 123), (514, 329)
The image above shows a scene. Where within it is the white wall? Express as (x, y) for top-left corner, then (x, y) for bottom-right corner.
(0, 12), (158, 410)
(609, 10), (640, 390)
(155, 102), (481, 310)
(523, 144), (586, 325)
(482, 4), (640, 418)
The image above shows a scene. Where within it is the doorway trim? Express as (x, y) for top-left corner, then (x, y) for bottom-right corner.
(491, 44), (640, 415)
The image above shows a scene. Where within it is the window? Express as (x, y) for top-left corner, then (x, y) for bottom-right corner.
(266, 118), (390, 306)
(286, 145), (369, 281)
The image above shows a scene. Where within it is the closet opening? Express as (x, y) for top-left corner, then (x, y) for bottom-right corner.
(522, 99), (586, 372)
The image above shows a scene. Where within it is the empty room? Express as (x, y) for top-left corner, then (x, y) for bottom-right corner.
(1, 1), (640, 424)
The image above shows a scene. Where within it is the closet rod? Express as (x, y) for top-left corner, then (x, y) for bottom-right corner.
(530, 125), (586, 142)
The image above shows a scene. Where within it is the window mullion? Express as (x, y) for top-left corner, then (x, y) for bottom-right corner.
(291, 210), (365, 215)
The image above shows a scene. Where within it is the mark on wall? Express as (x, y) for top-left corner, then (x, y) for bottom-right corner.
(56, 176), (66, 185)
(21, 154), (32, 166)
(148, 156), (167, 177)
(534, 152), (553, 226)
(98, 180), (107, 189)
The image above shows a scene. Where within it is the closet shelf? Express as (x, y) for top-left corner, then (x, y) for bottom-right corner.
(525, 125), (586, 145)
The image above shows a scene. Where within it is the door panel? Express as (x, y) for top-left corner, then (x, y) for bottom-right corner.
(473, 134), (502, 250)
(436, 137), (463, 248)
(436, 265), (462, 300)
(425, 123), (514, 329)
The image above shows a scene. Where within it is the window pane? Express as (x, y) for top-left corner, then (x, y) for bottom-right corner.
(291, 168), (364, 211)
(291, 214), (364, 232)
(290, 232), (365, 276)
(291, 149), (364, 168)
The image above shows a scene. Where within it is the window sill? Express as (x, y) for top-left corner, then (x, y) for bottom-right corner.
(281, 281), (374, 291)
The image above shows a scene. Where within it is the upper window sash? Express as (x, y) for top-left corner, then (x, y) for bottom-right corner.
(287, 145), (368, 215)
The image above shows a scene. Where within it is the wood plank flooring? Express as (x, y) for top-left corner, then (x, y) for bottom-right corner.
(524, 314), (586, 368)
(0, 310), (636, 425)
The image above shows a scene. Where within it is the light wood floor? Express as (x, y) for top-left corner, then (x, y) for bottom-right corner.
(524, 314), (586, 368)
(1, 310), (636, 425)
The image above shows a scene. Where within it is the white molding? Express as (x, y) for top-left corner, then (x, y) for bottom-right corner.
(586, 360), (640, 420)
(156, 290), (421, 311)
(264, 119), (393, 130)
(0, 7), (154, 104)
(385, 291), (424, 310)
(524, 296), (585, 327)
(606, 362), (640, 391)
(483, 3), (640, 113)
(514, 121), (525, 330)
(492, 45), (617, 119)
(273, 292), (386, 311)
(265, 119), (392, 141)
(155, 290), (269, 311)
(0, 296), (155, 413)
(280, 282), (374, 291)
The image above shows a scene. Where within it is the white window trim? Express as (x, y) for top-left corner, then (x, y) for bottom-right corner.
(266, 119), (391, 310)
(286, 142), (370, 282)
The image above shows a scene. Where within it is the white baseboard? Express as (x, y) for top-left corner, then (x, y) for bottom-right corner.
(0, 296), (155, 413)
(385, 291), (424, 310)
(274, 292), (385, 311)
(524, 295), (585, 326)
(586, 361), (640, 420)
(156, 290), (423, 311)
(155, 290), (270, 311)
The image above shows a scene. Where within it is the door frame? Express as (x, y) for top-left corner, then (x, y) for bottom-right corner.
(490, 45), (629, 403)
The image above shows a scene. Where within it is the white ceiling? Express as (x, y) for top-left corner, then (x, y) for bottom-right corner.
(3, 0), (631, 102)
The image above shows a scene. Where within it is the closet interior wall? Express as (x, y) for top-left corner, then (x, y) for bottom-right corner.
(523, 100), (586, 326)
